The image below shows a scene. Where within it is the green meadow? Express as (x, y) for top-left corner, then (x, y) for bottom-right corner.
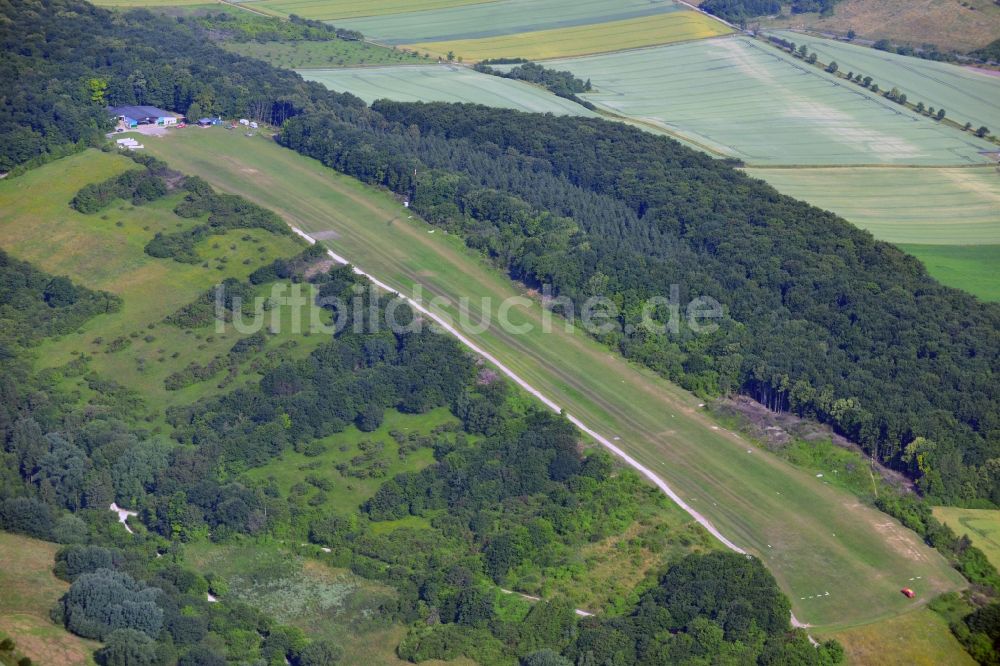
(0, 148), (316, 422)
(142, 127), (967, 630)
(222, 38), (426, 69)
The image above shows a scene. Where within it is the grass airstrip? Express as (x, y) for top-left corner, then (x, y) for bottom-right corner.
(140, 127), (966, 630)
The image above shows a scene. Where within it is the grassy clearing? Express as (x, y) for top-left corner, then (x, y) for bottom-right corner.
(143, 127), (967, 630)
(898, 244), (1000, 302)
(245, 0), (494, 21)
(301, 64), (597, 114)
(548, 36), (992, 165)
(761, 0), (1000, 52)
(243, 407), (455, 517)
(0, 148), (315, 422)
(220, 38), (426, 68)
(182, 541), (470, 665)
(0, 532), (100, 666)
(821, 607), (975, 666)
(334, 0), (685, 45)
(932, 507), (1000, 570)
(770, 31), (1000, 131)
(406, 11), (730, 61)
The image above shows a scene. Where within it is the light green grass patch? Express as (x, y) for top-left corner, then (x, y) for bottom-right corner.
(770, 30), (1000, 131)
(898, 244), (1000, 301)
(221, 38), (426, 69)
(932, 507), (1000, 570)
(332, 0), (684, 45)
(821, 607), (975, 666)
(142, 128), (967, 630)
(301, 64), (596, 114)
(548, 36), (993, 165)
(244, 407), (455, 515)
(0, 532), (100, 666)
(0, 149), (314, 420)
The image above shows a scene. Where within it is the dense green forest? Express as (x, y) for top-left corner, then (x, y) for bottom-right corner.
(474, 61), (595, 110)
(0, 174), (839, 663)
(0, 0), (997, 661)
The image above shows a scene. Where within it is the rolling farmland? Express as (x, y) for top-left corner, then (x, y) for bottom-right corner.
(405, 11), (731, 61)
(330, 0), (686, 45)
(548, 36), (993, 165)
(771, 30), (1000, 131)
(142, 128), (967, 630)
(300, 64), (597, 114)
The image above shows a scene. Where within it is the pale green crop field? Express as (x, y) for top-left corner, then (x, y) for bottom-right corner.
(771, 30), (1000, 131)
(330, 0), (683, 45)
(745, 166), (1000, 244)
(549, 36), (993, 165)
(143, 128), (967, 630)
(241, 0), (493, 21)
(301, 64), (597, 114)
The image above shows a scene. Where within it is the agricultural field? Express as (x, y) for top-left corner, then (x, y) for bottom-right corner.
(242, 0), (492, 21)
(405, 11), (731, 61)
(0, 532), (100, 666)
(548, 36), (993, 165)
(744, 166), (1000, 299)
(243, 407), (455, 518)
(220, 35), (427, 68)
(898, 245), (1000, 302)
(301, 64), (598, 113)
(821, 607), (976, 666)
(932, 507), (1000, 569)
(0, 147), (317, 421)
(742, 166), (1000, 243)
(770, 30), (1000, 131)
(331, 0), (687, 45)
(142, 127), (968, 630)
(759, 0), (1000, 53)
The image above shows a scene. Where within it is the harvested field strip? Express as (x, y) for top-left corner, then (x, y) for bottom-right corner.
(335, 0), (685, 45)
(300, 64), (597, 115)
(406, 11), (730, 61)
(548, 37), (993, 165)
(772, 30), (1000, 131)
(244, 0), (494, 21)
